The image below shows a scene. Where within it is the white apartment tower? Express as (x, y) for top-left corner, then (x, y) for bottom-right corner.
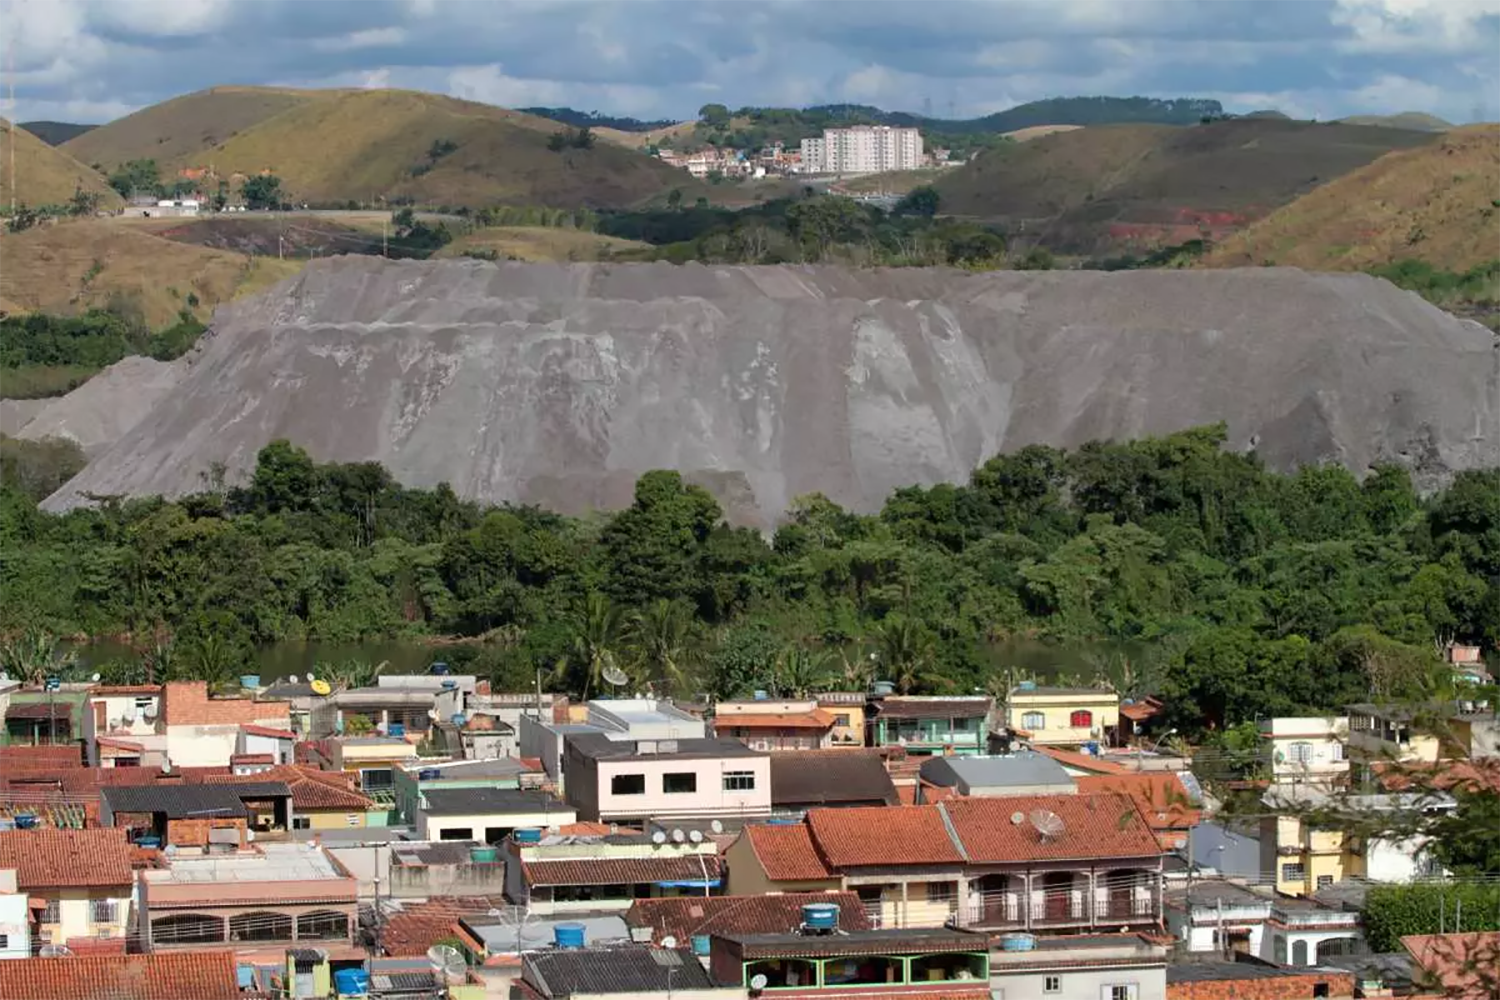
(800, 125), (923, 174)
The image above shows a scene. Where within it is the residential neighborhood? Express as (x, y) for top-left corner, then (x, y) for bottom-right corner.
(0, 659), (1493, 999)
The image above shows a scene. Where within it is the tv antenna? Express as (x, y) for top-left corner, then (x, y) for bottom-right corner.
(1029, 809), (1065, 842)
(427, 944), (466, 985)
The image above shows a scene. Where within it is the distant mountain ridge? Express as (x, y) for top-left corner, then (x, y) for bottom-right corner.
(518, 108), (679, 132)
(18, 121), (96, 146)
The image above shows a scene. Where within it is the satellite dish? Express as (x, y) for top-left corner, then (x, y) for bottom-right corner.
(160, 761), (172, 773)
(1029, 809), (1065, 841)
(163, 844), (178, 857)
(689, 830), (704, 843)
(709, 819), (724, 834)
(1010, 811), (1025, 825)
(310, 679), (332, 696)
(426, 944), (465, 982)
(750, 973), (769, 991)
(306, 672), (316, 683)
(38, 944), (72, 958)
(671, 828), (685, 843)
(601, 663), (629, 688)
(660, 935), (678, 949)
(90, 673), (101, 683)
(651, 830), (667, 845)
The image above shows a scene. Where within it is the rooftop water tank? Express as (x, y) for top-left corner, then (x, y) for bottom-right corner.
(387, 722), (405, 738)
(418, 768), (441, 781)
(429, 662), (450, 675)
(469, 846), (498, 863)
(691, 934), (711, 956)
(514, 828), (543, 844)
(871, 680), (895, 696)
(332, 967), (370, 997)
(801, 903), (839, 931)
(752, 689), (769, 701)
(1000, 933), (1036, 952)
(1017, 680), (1037, 692)
(441, 679), (458, 690)
(239, 674), (261, 690)
(133, 835), (163, 850)
(450, 713), (467, 727)
(554, 923), (586, 950)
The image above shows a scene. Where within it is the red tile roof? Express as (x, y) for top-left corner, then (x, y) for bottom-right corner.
(0, 949), (240, 999)
(742, 824), (836, 881)
(1375, 759), (1500, 795)
(1076, 773), (1200, 846)
(1033, 746), (1130, 775)
(91, 685), (162, 696)
(203, 765), (374, 811)
(521, 855), (723, 887)
(1401, 932), (1500, 999)
(717, 710), (836, 730)
(627, 890), (870, 944)
(943, 792), (1163, 863)
(0, 828), (133, 889)
(807, 805), (964, 868)
(239, 723), (296, 739)
(0, 746), (81, 770)
(874, 698), (990, 719)
(381, 895), (510, 956)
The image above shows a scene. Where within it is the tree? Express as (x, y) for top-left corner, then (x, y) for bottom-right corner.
(895, 185), (940, 218)
(773, 642), (834, 698)
(567, 592), (625, 701)
(213, 180), (229, 212)
(5, 203), (40, 233)
(107, 159), (160, 199)
(241, 174), (284, 211)
(666, 188), (683, 211)
(0, 629), (77, 687)
(627, 599), (694, 695)
(699, 103), (731, 129)
(874, 615), (938, 693)
(68, 187), (101, 217)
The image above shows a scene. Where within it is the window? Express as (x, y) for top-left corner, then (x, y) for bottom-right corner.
(723, 771), (756, 791)
(663, 772), (697, 794)
(611, 773), (646, 795)
(1107, 987), (1139, 1000)
(152, 913), (223, 945)
(1043, 975), (1062, 994)
(1316, 874), (1335, 889)
(90, 899), (116, 924)
(1070, 709), (1093, 728)
(1329, 742), (1344, 762)
(41, 900), (59, 924)
(438, 827), (473, 841)
(134, 696), (155, 715)
(1281, 863), (1306, 883)
(1021, 712), (1046, 731)
(925, 882), (956, 903)
(0, 934), (7, 949)
(297, 910), (349, 940)
(292, 816), (311, 830)
(1288, 742), (1313, 764)
(230, 911), (291, 942)
(833, 714), (851, 727)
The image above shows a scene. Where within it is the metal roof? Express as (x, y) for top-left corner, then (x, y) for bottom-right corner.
(100, 783), (289, 819)
(919, 752), (1073, 790)
(419, 787), (565, 817)
(524, 947), (713, 997)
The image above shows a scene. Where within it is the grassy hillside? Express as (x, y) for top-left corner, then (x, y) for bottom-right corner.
(435, 226), (652, 262)
(1338, 112), (1452, 132)
(0, 119), (122, 209)
(19, 122), (97, 146)
(180, 89), (699, 210)
(935, 118), (1437, 252)
(1201, 124), (1500, 272)
(0, 219), (300, 329)
(61, 86), (322, 171)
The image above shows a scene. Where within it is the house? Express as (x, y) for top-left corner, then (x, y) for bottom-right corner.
(394, 756), (545, 826)
(519, 945), (728, 999)
(416, 788), (574, 843)
(455, 912), (632, 969)
(725, 823), (843, 896)
(203, 765), (377, 831)
(1006, 685), (1120, 747)
(1345, 704), (1443, 772)
(324, 684), (458, 739)
(707, 926), (991, 996)
(805, 804), (967, 928)
(988, 933), (1169, 1000)
(237, 724), (294, 765)
(867, 696), (990, 756)
(0, 867), (30, 958)
(518, 698), (706, 789)
(1266, 895), (1364, 967)
(816, 692), (867, 747)
(505, 826), (723, 915)
(84, 685), (165, 767)
(917, 752), (1076, 801)
(140, 842), (358, 957)
(2, 689), (88, 750)
(1166, 959), (1355, 1000)
(323, 736), (420, 797)
(712, 699), (837, 751)
(440, 711), (519, 759)
(0, 828), (133, 953)
(383, 841), (507, 898)
(1401, 931), (1500, 999)
(1076, 772), (1202, 852)
(0, 950), (243, 999)
(625, 891), (872, 947)
(770, 750), (899, 814)
(161, 682), (291, 768)
(561, 734), (770, 824)
(100, 782), (292, 846)
(1260, 716), (1350, 787)
(1164, 881), (1275, 959)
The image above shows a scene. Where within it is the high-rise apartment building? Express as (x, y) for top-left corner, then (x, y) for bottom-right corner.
(799, 125), (924, 174)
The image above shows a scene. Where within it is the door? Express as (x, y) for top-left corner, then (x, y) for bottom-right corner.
(1043, 872), (1074, 921)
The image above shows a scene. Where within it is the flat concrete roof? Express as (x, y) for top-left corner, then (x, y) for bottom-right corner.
(157, 844), (342, 884)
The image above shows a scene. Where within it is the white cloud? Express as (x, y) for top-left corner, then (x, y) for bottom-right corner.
(1332, 0), (1500, 52)
(313, 27), (407, 54)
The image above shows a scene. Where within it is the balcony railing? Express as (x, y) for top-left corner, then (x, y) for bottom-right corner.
(937, 894), (1161, 930)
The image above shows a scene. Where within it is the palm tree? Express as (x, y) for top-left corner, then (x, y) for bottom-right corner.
(627, 599), (694, 697)
(571, 592), (624, 702)
(774, 643), (835, 698)
(835, 644), (876, 691)
(874, 616), (938, 694)
(0, 630), (77, 687)
(141, 637), (175, 685)
(179, 634), (244, 691)
(322, 659), (389, 692)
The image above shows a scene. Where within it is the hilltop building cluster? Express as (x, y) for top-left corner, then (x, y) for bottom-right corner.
(654, 126), (958, 180)
(0, 646), (1493, 999)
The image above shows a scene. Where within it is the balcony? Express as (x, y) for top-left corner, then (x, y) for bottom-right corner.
(954, 893), (1159, 931)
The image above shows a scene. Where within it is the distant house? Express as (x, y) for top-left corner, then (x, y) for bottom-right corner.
(520, 945), (725, 999)
(505, 826), (722, 916)
(712, 699), (837, 751)
(625, 890), (871, 947)
(415, 787), (574, 844)
(769, 750), (898, 814)
(1260, 716), (1350, 788)
(1006, 685), (1121, 748)
(561, 734), (770, 825)
(0, 828), (134, 954)
(917, 752), (1076, 801)
(161, 682), (291, 768)
(867, 696), (990, 756)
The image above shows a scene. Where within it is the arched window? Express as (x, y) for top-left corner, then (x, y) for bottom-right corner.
(297, 910), (350, 940)
(1021, 712), (1045, 731)
(152, 913), (224, 945)
(229, 911), (292, 942)
(1069, 710), (1093, 728)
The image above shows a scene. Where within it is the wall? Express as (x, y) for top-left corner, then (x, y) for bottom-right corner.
(166, 817), (248, 849)
(588, 754), (772, 822)
(1007, 693), (1120, 746)
(819, 701), (866, 747)
(723, 835), (841, 896)
(165, 724), (241, 767)
(302, 808), (367, 831)
(417, 807), (575, 842)
(240, 732), (291, 764)
(41, 887), (131, 944)
(992, 965), (1166, 1000)
(1167, 969), (1354, 999)
(0, 886), (29, 958)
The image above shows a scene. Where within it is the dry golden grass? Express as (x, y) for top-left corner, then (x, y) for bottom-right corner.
(1201, 124), (1500, 271)
(0, 119), (122, 209)
(1003, 124), (1085, 142)
(837, 169), (945, 195)
(61, 86), (326, 172)
(435, 226), (651, 262)
(0, 219), (301, 328)
(593, 121), (699, 149)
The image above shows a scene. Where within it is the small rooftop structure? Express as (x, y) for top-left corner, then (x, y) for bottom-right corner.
(150, 842), (345, 886)
(770, 750), (899, 809)
(419, 787), (567, 817)
(919, 751), (1075, 797)
(565, 732), (763, 761)
(100, 782), (289, 821)
(523, 945), (715, 997)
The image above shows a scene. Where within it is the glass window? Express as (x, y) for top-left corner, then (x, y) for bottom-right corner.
(1043, 975), (1061, 993)
(90, 899), (116, 924)
(1288, 742), (1313, 764)
(1022, 712), (1046, 731)
(1316, 875), (1335, 889)
(611, 773), (646, 795)
(1329, 742), (1344, 762)
(925, 882), (956, 903)
(1282, 863), (1306, 883)
(41, 900), (59, 924)
(1110, 986), (1138, 1000)
(723, 771), (756, 791)
(663, 772), (697, 794)
(0, 934), (7, 949)
(293, 817), (311, 830)
(833, 714), (851, 727)
(297, 911), (349, 940)
(1070, 710), (1093, 728)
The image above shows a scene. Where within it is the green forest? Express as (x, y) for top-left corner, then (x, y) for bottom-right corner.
(2, 427), (1496, 738)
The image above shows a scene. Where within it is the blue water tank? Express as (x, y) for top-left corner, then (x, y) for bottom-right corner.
(450, 713), (467, 727)
(441, 679), (457, 690)
(514, 828), (543, 844)
(1000, 933), (1036, 952)
(752, 689), (769, 701)
(430, 662), (450, 675)
(554, 923), (586, 950)
(239, 674), (261, 690)
(387, 723), (405, 738)
(801, 903), (839, 930)
(417, 768), (441, 781)
(13, 814), (38, 829)
(134, 835), (163, 849)
(691, 934), (711, 956)
(871, 680), (895, 696)
(1017, 680), (1037, 692)
(332, 967), (370, 996)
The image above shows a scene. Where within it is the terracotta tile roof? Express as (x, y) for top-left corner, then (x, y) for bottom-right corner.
(1375, 759), (1500, 795)
(742, 824), (836, 881)
(1120, 697), (1165, 723)
(943, 792), (1163, 863)
(807, 805), (964, 868)
(1401, 932), (1500, 999)
(1033, 746), (1130, 775)
(203, 765), (373, 811)
(91, 685), (163, 695)
(626, 890), (870, 944)
(1077, 772), (1201, 842)
(874, 698), (990, 719)
(521, 855), (723, 887)
(558, 822), (614, 836)
(717, 709), (836, 730)
(0, 747), (82, 774)
(95, 736), (145, 752)
(0, 949), (240, 999)
(381, 896), (510, 956)
(4, 703), (69, 720)
(0, 828), (133, 889)
(240, 723), (296, 739)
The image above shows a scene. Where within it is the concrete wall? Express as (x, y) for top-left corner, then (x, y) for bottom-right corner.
(993, 966), (1166, 1000)
(38, 887), (131, 944)
(417, 806), (575, 842)
(587, 754), (771, 822)
(0, 887), (28, 958)
(1007, 692), (1120, 746)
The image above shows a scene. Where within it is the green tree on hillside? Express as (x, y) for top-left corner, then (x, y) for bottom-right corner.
(699, 103), (731, 129)
(240, 174), (284, 211)
(107, 159), (161, 199)
(895, 185), (941, 218)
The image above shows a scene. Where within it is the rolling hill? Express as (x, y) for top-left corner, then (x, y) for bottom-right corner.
(1201, 124), (1500, 272)
(933, 118), (1438, 253)
(60, 86), (323, 171)
(0, 119), (122, 210)
(19, 121), (97, 146)
(1338, 112), (1452, 132)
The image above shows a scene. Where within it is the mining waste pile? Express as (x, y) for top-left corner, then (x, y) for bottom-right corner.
(43, 259), (1500, 525)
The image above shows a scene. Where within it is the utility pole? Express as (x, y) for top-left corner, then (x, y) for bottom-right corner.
(7, 26), (15, 215)
(382, 216), (388, 258)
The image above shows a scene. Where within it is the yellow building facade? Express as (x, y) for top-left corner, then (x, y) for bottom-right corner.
(1006, 686), (1120, 746)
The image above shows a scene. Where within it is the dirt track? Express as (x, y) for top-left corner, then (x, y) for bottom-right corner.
(43, 259), (1500, 525)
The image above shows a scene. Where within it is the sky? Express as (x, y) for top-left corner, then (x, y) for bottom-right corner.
(5, 0), (1499, 126)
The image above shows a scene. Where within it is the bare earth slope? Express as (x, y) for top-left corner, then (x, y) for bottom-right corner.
(17, 356), (183, 456)
(0, 118), (123, 209)
(46, 261), (1500, 523)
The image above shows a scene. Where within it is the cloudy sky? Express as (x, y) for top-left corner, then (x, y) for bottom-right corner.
(7, 0), (1499, 126)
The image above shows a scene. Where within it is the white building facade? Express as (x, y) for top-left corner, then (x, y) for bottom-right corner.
(800, 126), (924, 174)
